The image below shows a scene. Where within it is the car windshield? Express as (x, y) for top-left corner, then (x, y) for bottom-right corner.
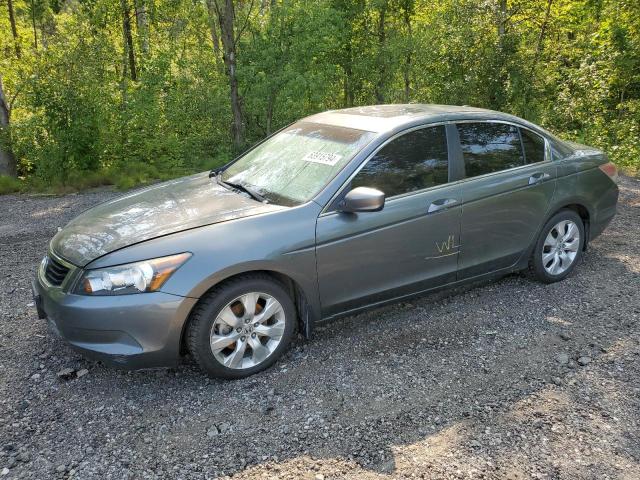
(220, 122), (376, 206)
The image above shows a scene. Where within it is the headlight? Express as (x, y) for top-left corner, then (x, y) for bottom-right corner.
(75, 253), (191, 295)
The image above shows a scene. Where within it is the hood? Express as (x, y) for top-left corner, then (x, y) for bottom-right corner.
(51, 172), (283, 266)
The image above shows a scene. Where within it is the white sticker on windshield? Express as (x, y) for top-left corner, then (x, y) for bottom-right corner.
(302, 151), (342, 166)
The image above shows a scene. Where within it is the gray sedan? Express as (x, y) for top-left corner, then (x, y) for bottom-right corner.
(33, 105), (619, 378)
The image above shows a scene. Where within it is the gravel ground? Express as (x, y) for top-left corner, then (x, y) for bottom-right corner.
(1, 176), (639, 480)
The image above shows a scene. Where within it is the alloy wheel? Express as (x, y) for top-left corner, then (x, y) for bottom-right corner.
(209, 292), (286, 369)
(542, 220), (580, 275)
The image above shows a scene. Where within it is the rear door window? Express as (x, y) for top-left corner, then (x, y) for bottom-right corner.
(351, 125), (449, 198)
(456, 122), (524, 177)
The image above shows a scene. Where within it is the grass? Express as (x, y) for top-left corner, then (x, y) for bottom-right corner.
(0, 161), (196, 196)
(0, 175), (24, 195)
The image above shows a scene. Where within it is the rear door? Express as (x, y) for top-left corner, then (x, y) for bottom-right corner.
(316, 124), (463, 317)
(455, 122), (557, 279)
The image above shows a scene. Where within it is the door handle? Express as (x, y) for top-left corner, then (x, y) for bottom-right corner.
(528, 172), (550, 185)
(428, 198), (458, 214)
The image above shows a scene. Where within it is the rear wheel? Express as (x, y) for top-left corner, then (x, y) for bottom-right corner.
(186, 274), (296, 379)
(530, 210), (585, 283)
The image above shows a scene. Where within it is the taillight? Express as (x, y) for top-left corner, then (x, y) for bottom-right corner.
(599, 161), (618, 182)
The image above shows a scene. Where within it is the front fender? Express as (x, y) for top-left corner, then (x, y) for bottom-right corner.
(84, 202), (323, 325)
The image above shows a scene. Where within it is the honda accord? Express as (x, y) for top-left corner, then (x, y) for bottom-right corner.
(33, 105), (619, 378)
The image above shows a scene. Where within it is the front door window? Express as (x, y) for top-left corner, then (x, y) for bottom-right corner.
(351, 125), (449, 197)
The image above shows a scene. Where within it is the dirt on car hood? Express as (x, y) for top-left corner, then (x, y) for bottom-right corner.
(50, 172), (282, 266)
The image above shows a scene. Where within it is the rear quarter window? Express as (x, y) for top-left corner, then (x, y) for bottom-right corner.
(550, 140), (574, 160)
(520, 128), (546, 164)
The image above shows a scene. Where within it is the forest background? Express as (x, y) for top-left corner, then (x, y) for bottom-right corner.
(0, 0), (638, 193)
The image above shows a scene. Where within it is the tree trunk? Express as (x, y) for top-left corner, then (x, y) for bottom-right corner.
(402, 0), (413, 102)
(206, 0), (222, 65)
(535, 0), (553, 55)
(497, 0), (506, 43)
(343, 36), (354, 107)
(491, 0), (508, 108)
(0, 76), (18, 178)
(374, 1), (387, 104)
(213, 0), (245, 150)
(30, 0), (38, 50)
(266, 90), (276, 136)
(121, 0), (137, 81)
(134, 0), (150, 55)
(522, 0), (553, 117)
(7, 0), (21, 58)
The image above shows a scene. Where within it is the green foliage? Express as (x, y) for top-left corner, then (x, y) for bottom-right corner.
(1, 0), (639, 193)
(0, 175), (23, 195)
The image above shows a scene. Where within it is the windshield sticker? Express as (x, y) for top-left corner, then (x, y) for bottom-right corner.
(302, 151), (342, 166)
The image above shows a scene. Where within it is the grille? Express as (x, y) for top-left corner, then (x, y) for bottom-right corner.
(44, 256), (70, 286)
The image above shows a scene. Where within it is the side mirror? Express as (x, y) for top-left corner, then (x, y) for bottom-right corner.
(338, 187), (385, 213)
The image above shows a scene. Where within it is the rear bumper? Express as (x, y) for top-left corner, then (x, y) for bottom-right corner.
(33, 276), (197, 369)
(590, 182), (619, 241)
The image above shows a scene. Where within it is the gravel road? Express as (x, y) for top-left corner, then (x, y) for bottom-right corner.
(1, 177), (639, 479)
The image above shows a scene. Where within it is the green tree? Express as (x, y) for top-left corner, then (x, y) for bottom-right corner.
(0, 0), (638, 190)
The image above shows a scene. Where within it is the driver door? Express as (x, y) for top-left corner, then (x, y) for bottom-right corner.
(315, 125), (462, 317)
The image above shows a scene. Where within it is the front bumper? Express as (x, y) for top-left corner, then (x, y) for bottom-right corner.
(33, 275), (197, 369)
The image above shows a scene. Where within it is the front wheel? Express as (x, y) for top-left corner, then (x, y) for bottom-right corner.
(186, 274), (296, 379)
(530, 209), (585, 284)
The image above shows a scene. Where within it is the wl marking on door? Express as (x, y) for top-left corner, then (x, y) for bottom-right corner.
(426, 235), (460, 260)
(436, 234), (459, 253)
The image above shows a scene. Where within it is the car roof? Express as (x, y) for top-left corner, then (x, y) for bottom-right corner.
(303, 104), (535, 133)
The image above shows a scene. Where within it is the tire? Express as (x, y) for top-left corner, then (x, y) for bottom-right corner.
(529, 209), (585, 284)
(186, 274), (296, 379)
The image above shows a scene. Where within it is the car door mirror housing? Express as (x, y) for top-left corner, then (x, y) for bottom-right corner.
(338, 187), (385, 213)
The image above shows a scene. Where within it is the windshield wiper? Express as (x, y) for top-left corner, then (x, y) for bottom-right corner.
(209, 164), (228, 178)
(215, 176), (267, 203)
